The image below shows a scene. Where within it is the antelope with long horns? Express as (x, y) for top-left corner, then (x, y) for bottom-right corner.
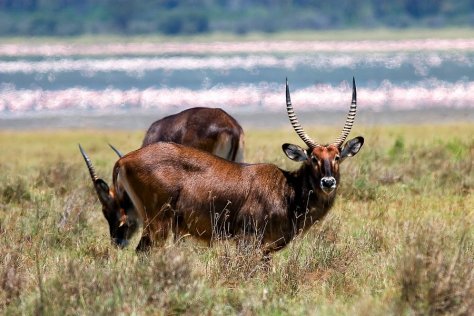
(81, 107), (244, 246)
(80, 78), (364, 254)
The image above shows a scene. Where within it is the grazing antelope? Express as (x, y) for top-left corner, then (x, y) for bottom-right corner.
(81, 107), (244, 246)
(142, 107), (244, 162)
(81, 78), (364, 254)
(80, 144), (140, 247)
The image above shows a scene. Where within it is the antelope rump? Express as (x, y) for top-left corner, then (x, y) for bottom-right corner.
(142, 107), (244, 162)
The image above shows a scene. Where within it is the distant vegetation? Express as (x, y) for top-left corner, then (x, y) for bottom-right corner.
(0, 0), (473, 36)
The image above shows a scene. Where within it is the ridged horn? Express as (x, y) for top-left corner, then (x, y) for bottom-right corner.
(108, 143), (123, 158)
(286, 78), (318, 149)
(78, 144), (98, 181)
(332, 77), (357, 147)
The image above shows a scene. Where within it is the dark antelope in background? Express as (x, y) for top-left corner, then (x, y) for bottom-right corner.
(80, 107), (244, 246)
(142, 107), (244, 162)
(81, 79), (363, 254)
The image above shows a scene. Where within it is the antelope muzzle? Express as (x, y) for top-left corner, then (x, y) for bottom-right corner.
(320, 176), (337, 194)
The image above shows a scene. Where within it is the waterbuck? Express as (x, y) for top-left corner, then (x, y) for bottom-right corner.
(80, 78), (363, 254)
(81, 107), (244, 246)
(142, 107), (244, 162)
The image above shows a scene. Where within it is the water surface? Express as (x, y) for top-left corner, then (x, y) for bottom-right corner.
(0, 40), (473, 125)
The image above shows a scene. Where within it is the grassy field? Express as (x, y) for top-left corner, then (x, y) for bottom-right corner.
(2, 27), (474, 44)
(0, 123), (473, 315)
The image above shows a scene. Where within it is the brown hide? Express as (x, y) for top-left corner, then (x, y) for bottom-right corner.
(142, 107), (244, 162)
(114, 142), (338, 253)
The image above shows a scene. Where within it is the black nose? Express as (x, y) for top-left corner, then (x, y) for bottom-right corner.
(320, 177), (336, 189)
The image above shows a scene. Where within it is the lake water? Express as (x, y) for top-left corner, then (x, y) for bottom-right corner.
(0, 40), (473, 127)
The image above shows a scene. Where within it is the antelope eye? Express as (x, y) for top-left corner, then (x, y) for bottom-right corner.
(335, 155), (340, 161)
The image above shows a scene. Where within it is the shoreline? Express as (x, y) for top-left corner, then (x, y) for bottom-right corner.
(1, 108), (472, 131)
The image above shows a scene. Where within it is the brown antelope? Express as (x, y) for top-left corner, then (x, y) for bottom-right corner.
(142, 107), (244, 162)
(81, 107), (244, 246)
(80, 78), (363, 254)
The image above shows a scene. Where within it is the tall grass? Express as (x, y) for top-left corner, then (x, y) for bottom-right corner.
(0, 124), (473, 314)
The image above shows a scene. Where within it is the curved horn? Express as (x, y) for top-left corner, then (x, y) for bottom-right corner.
(108, 143), (123, 158)
(286, 78), (318, 149)
(332, 77), (357, 147)
(78, 144), (98, 181)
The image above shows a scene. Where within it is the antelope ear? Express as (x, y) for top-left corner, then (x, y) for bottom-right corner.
(282, 143), (308, 162)
(94, 179), (113, 205)
(341, 136), (364, 160)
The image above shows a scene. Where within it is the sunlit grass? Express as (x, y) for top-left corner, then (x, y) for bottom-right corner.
(0, 123), (473, 314)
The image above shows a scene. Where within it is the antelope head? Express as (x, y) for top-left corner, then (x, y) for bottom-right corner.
(79, 144), (138, 247)
(283, 78), (364, 195)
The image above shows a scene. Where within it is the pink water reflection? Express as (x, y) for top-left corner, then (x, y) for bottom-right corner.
(1, 81), (472, 114)
(1, 53), (470, 73)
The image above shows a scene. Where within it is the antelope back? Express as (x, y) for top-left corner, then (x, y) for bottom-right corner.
(142, 107), (245, 162)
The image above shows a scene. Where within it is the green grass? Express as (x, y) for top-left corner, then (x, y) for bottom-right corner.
(1, 27), (474, 44)
(1, 124), (473, 315)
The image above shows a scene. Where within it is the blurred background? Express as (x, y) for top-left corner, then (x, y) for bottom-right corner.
(1, 0), (474, 35)
(0, 0), (473, 129)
